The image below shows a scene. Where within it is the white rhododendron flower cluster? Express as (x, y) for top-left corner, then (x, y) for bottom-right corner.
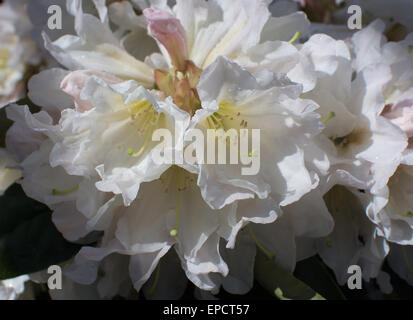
(0, 0), (39, 107)
(1, 0), (413, 300)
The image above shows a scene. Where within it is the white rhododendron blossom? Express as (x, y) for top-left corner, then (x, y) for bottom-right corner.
(347, 20), (413, 248)
(301, 32), (406, 194)
(0, 275), (30, 300)
(2, 0), (413, 301)
(0, 0), (39, 107)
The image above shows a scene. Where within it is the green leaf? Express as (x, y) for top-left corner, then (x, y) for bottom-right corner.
(254, 250), (325, 300)
(294, 255), (346, 300)
(0, 185), (80, 280)
(0, 184), (47, 237)
(15, 97), (41, 113)
(0, 107), (12, 148)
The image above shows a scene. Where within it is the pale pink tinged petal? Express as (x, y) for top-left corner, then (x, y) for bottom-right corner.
(143, 8), (188, 71)
(60, 70), (121, 113)
(383, 100), (413, 138)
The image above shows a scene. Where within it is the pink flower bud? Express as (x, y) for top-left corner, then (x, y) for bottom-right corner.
(143, 8), (189, 71)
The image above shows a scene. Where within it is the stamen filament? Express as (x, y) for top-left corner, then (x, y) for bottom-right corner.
(248, 149), (258, 157)
(389, 197), (413, 218)
(322, 112), (336, 124)
(217, 108), (236, 116)
(274, 288), (291, 300)
(127, 112), (161, 158)
(288, 31), (301, 44)
(128, 100), (152, 115)
(148, 262), (161, 295)
(211, 114), (225, 130)
(402, 247), (413, 276)
(128, 127), (153, 158)
(274, 288), (325, 300)
(207, 116), (216, 130)
(247, 224), (275, 260)
(325, 236), (333, 248)
(52, 185), (79, 196)
(170, 170), (182, 237)
(161, 170), (174, 192)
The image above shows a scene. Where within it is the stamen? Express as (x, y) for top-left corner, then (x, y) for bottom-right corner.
(215, 104), (244, 131)
(247, 224), (275, 260)
(52, 185), (79, 196)
(218, 99), (238, 111)
(325, 236), (333, 248)
(248, 150), (258, 157)
(310, 294), (326, 300)
(402, 247), (413, 276)
(217, 109), (236, 117)
(274, 288), (325, 300)
(274, 288), (291, 300)
(128, 100), (152, 115)
(322, 112), (336, 124)
(127, 126), (154, 158)
(207, 116), (217, 130)
(161, 170), (174, 193)
(288, 31), (301, 44)
(147, 262), (161, 295)
(211, 114), (225, 130)
(389, 197), (413, 218)
(170, 170), (182, 237)
(128, 110), (161, 158)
